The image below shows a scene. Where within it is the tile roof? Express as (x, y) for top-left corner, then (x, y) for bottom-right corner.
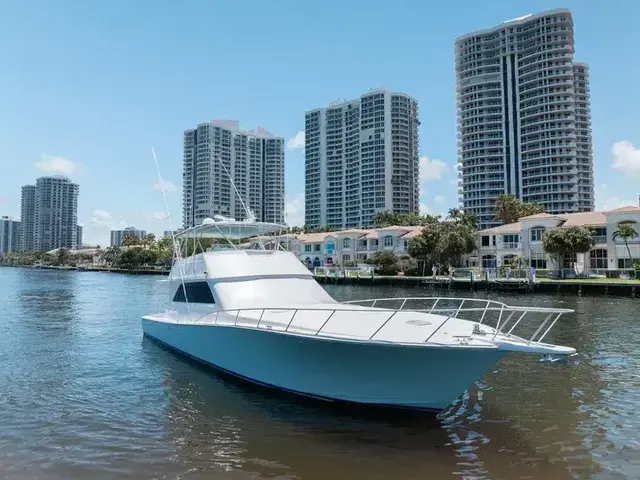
(478, 222), (522, 234)
(607, 205), (640, 213)
(561, 211), (606, 227)
(518, 212), (564, 221)
(398, 227), (423, 239)
(298, 232), (336, 244)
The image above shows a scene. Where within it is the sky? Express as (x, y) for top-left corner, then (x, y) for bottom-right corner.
(0, 0), (639, 246)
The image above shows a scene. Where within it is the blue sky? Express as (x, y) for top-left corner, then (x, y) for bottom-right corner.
(1, 0), (639, 245)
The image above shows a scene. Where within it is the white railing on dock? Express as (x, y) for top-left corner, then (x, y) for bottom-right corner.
(181, 297), (573, 346)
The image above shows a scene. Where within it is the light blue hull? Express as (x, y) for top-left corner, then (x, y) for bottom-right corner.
(141, 318), (508, 412)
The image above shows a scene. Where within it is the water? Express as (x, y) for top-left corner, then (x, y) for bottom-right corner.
(0, 268), (639, 480)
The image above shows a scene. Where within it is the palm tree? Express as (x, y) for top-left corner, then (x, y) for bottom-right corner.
(447, 208), (461, 221)
(612, 222), (638, 268)
(122, 235), (140, 247)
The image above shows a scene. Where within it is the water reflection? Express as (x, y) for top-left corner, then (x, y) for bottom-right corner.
(0, 269), (638, 479)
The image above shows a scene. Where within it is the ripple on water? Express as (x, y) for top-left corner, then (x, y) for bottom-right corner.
(0, 270), (639, 479)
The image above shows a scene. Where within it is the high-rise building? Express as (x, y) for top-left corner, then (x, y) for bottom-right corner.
(182, 120), (285, 228)
(0, 216), (21, 253)
(28, 176), (80, 251)
(20, 185), (36, 251)
(76, 224), (83, 249)
(455, 9), (595, 230)
(110, 227), (147, 247)
(304, 88), (420, 229)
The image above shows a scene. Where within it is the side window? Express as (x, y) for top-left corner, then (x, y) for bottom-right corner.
(172, 282), (215, 304)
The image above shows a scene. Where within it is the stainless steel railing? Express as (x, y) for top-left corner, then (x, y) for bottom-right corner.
(180, 296), (573, 346)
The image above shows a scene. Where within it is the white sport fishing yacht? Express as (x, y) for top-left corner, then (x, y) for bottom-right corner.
(141, 217), (576, 413)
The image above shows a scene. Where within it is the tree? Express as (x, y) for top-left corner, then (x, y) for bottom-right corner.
(373, 211), (440, 228)
(542, 226), (593, 272)
(55, 248), (70, 266)
(366, 251), (399, 276)
(447, 208), (477, 230)
(407, 220), (476, 268)
(101, 246), (121, 265)
(122, 235), (141, 247)
(494, 194), (544, 224)
(407, 223), (441, 265)
(612, 222), (638, 267)
(144, 233), (157, 249)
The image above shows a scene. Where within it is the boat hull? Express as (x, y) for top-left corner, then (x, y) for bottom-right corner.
(141, 318), (508, 412)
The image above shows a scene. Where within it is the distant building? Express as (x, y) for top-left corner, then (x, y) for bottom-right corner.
(0, 216), (21, 253)
(76, 224), (83, 249)
(20, 176), (79, 252)
(456, 9), (595, 230)
(304, 88), (420, 230)
(20, 185), (36, 251)
(110, 227), (147, 247)
(182, 120), (285, 228)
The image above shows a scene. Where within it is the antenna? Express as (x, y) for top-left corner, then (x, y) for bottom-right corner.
(214, 153), (255, 222)
(152, 146), (190, 314)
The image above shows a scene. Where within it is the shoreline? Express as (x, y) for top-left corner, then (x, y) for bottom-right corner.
(315, 274), (640, 297)
(2, 264), (639, 297)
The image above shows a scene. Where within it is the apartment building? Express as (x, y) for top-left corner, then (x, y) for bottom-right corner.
(76, 224), (83, 249)
(474, 206), (640, 271)
(0, 216), (21, 253)
(182, 120), (285, 228)
(250, 226), (421, 268)
(110, 227), (147, 247)
(20, 176), (80, 252)
(20, 185), (36, 251)
(456, 9), (595, 230)
(305, 88), (420, 229)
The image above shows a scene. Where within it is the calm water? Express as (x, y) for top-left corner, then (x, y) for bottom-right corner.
(0, 268), (639, 480)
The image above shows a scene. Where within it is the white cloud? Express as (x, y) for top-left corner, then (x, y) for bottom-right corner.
(153, 179), (177, 192)
(285, 192), (305, 226)
(433, 195), (446, 203)
(419, 202), (430, 215)
(90, 210), (114, 226)
(35, 154), (82, 175)
(599, 197), (637, 211)
(612, 141), (640, 177)
(420, 156), (449, 182)
(287, 130), (305, 150)
(148, 212), (167, 220)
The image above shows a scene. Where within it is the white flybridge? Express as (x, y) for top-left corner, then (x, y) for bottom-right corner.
(142, 217), (577, 413)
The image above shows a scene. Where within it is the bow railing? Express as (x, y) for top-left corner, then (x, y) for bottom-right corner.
(176, 297), (573, 346)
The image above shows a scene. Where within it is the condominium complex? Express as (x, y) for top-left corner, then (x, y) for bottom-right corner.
(110, 227), (147, 247)
(0, 216), (21, 253)
(304, 88), (420, 229)
(20, 176), (80, 251)
(456, 9), (595, 230)
(182, 120), (285, 228)
(76, 224), (83, 249)
(20, 185), (36, 251)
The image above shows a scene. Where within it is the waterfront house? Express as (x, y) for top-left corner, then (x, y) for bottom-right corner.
(474, 206), (640, 272)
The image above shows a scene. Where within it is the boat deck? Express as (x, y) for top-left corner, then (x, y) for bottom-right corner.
(143, 298), (576, 355)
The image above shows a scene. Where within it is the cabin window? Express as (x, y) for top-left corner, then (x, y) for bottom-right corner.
(172, 282), (215, 304)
